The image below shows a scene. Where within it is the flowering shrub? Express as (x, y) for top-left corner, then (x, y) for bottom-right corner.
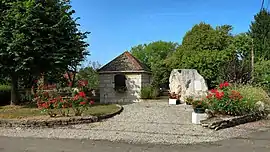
(35, 92), (60, 117)
(205, 82), (256, 116)
(69, 91), (94, 116)
(33, 76), (95, 117)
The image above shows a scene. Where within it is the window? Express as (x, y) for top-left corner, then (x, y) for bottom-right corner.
(114, 74), (127, 92)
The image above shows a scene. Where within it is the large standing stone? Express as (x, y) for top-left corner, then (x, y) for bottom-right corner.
(169, 69), (208, 102)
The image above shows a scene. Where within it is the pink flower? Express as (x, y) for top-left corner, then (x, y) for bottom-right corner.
(89, 100), (94, 105)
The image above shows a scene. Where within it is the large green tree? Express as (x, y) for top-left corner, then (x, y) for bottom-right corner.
(0, 0), (89, 105)
(130, 41), (178, 87)
(249, 9), (270, 60)
(182, 22), (233, 51)
(166, 23), (235, 88)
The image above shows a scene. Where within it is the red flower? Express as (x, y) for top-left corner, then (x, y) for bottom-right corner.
(223, 82), (229, 87)
(219, 82), (230, 89)
(68, 82), (73, 87)
(78, 91), (86, 97)
(219, 83), (224, 89)
(215, 91), (224, 100)
(210, 89), (218, 93)
(80, 101), (87, 105)
(41, 102), (49, 109)
(89, 100), (94, 105)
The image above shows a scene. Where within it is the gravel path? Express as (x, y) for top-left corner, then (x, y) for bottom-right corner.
(1, 100), (270, 145)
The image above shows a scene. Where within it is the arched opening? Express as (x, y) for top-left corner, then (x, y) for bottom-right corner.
(114, 74), (127, 92)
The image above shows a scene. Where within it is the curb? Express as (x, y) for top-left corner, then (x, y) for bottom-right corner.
(0, 104), (123, 128)
(201, 111), (268, 131)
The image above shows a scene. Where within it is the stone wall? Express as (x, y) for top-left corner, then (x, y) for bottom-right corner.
(99, 73), (150, 103)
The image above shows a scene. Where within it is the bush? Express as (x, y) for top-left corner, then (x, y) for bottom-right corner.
(0, 84), (11, 106)
(0, 84), (11, 92)
(205, 82), (258, 116)
(233, 84), (270, 105)
(141, 85), (158, 99)
(254, 59), (270, 93)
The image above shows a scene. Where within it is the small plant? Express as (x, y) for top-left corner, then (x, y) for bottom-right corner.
(185, 96), (194, 105)
(192, 100), (207, 109)
(169, 92), (179, 99)
(69, 91), (94, 116)
(141, 85), (158, 99)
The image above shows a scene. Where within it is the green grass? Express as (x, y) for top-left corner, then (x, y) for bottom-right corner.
(233, 84), (270, 105)
(0, 104), (120, 119)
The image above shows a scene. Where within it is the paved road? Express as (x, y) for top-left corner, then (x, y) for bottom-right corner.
(1, 129), (270, 152)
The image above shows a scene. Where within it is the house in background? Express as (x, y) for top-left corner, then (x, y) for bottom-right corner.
(98, 51), (152, 103)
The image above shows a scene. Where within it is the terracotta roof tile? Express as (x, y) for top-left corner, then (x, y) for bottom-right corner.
(98, 51), (151, 73)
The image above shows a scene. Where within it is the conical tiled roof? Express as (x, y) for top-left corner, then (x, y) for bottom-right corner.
(98, 51), (151, 73)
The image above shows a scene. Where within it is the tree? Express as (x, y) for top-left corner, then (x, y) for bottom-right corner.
(130, 41), (178, 87)
(77, 61), (101, 89)
(181, 22), (233, 51)
(166, 23), (234, 88)
(249, 9), (270, 60)
(223, 33), (253, 83)
(0, 0), (89, 105)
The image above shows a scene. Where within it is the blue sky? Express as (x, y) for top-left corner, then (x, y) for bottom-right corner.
(71, 0), (262, 66)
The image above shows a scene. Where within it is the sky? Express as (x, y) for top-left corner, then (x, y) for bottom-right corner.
(70, 0), (263, 66)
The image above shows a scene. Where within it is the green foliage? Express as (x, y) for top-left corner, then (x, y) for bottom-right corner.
(182, 23), (233, 51)
(166, 23), (252, 88)
(249, 9), (270, 60)
(0, 0), (89, 104)
(167, 48), (231, 88)
(77, 61), (101, 89)
(254, 59), (270, 93)
(222, 33), (252, 83)
(0, 84), (11, 92)
(130, 41), (178, 87)
(140, 85), (159, 99)
(234, 84), (270, 105)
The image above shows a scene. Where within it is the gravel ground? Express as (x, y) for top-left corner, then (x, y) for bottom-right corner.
(1, 100), (270, 145)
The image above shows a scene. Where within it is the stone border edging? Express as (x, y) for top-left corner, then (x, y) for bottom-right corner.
(0, 104), (123, 128)
(200, 111), (268, 131)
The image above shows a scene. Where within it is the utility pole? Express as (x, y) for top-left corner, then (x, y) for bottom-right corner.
(251, 38), (254, 82)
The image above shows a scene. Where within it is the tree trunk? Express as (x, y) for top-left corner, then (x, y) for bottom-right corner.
(10, 74), (19, 105)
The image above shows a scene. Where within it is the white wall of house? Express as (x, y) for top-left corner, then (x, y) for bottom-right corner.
(99, 72), (151, 103)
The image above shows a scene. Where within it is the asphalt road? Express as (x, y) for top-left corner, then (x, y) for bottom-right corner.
(0, 129), (270, 152)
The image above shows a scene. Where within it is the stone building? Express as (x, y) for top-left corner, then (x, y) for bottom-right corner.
(98, 51), (151, 103)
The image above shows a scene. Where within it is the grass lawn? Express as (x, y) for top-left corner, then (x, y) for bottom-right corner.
(0, 104), (121, 119)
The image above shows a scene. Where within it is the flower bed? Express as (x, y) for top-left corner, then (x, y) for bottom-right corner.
(201, 82), (262, 116)
(0, 104), (123, 128)
(191, 82), (270, 129)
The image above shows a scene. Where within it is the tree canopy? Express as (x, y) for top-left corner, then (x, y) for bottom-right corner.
(0, 0), (89, 104)
(249, 9), (270, 60)
(130, 41), (178, 87)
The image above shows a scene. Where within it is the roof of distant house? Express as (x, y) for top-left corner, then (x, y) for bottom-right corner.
(98, 51), (151, 73)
